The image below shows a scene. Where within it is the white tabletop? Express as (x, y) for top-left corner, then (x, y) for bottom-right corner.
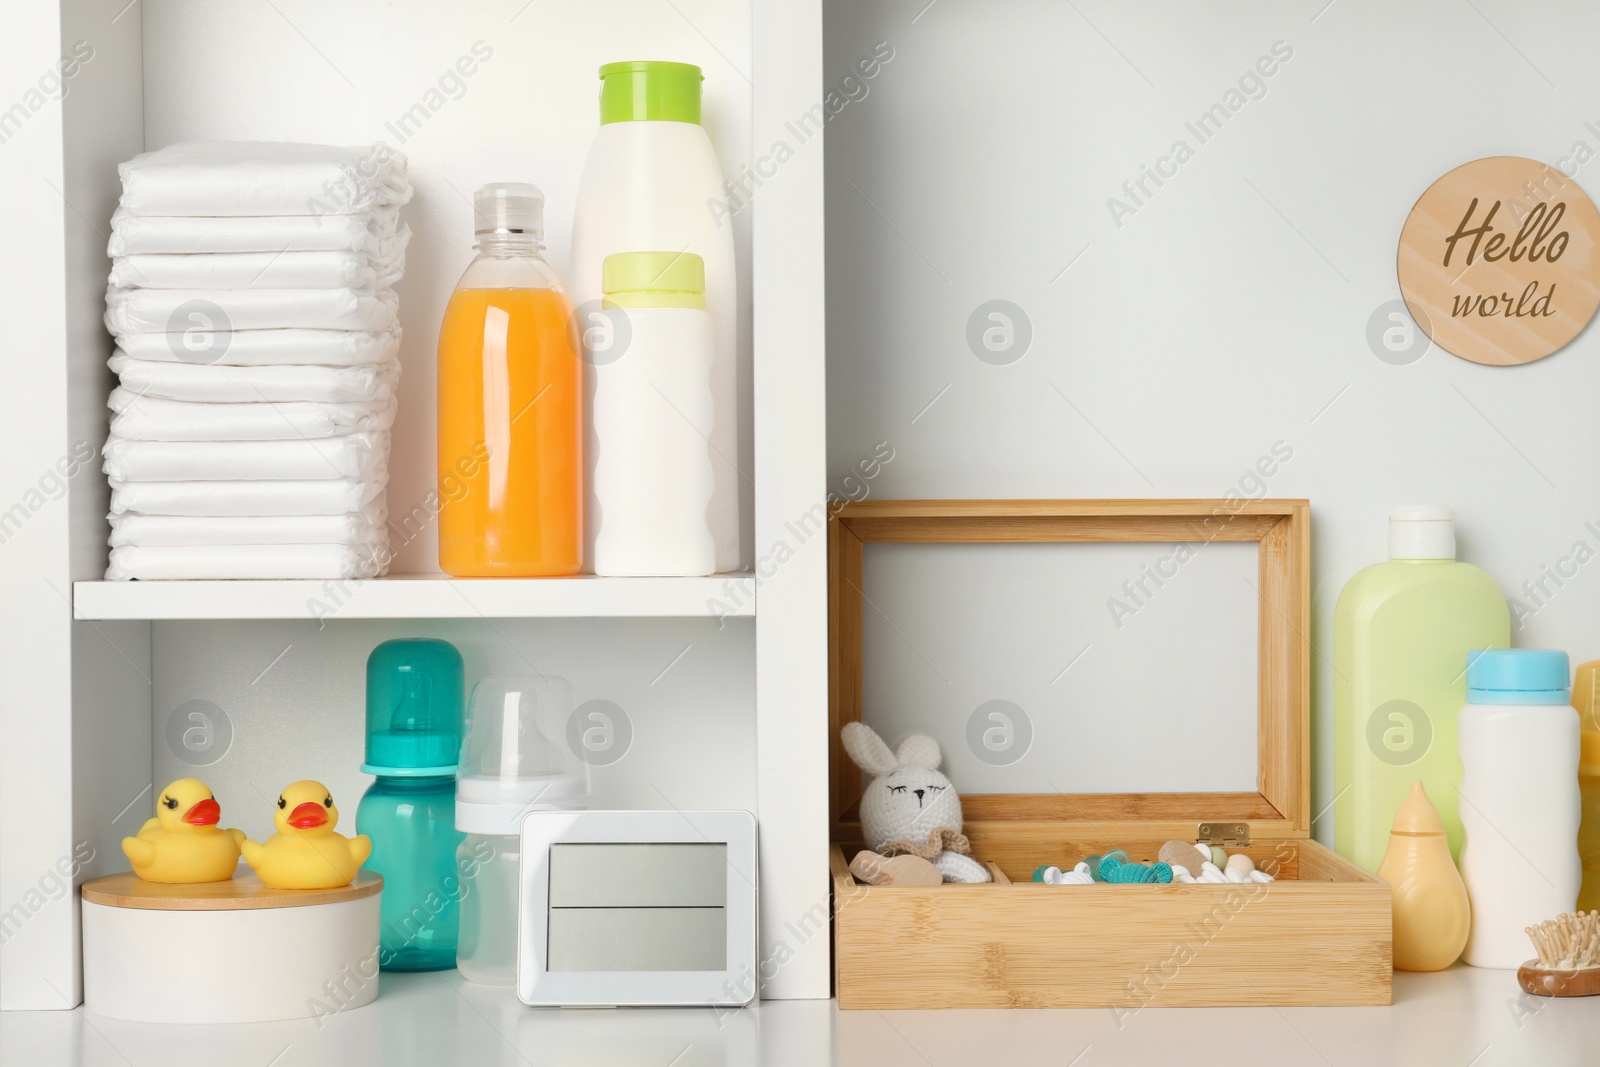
(1, 965), (1595, 1066)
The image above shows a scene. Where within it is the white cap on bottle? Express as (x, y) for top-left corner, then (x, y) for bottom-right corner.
(1389, 505), (1456, 560)
(454, 675), (587, 835)
(455, 772), (587, 835)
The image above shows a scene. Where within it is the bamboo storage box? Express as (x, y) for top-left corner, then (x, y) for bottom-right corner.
(828, 500), (1391, 1009)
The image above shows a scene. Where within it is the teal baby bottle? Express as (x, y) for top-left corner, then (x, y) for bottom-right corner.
(356, 638), (466, 972)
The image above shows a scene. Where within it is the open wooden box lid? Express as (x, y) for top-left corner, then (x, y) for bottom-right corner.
(829, 499), (1310, 846)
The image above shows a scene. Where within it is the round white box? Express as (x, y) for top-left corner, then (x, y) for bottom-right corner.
(82, 871), (382, 1024)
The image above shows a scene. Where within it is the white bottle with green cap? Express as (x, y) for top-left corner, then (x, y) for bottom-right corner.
(592, 250), (715, 576)
(572, 61), (739, 573)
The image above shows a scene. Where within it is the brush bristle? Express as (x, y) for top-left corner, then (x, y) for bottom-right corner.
(1525, 911), (1600, 970)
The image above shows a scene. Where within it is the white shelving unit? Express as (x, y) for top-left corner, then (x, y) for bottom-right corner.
(72, 574), (758, 621)
(11, 1), (1600, 1057)
(0, 0), (828, 1013)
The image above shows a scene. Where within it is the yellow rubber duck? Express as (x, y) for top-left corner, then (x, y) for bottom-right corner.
(121, 778), (246, 883)
(241, 780), (371, 890)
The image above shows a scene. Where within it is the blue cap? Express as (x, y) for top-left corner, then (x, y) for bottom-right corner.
(1465, 648), (1570, 705)
(362, 638), (465, 775)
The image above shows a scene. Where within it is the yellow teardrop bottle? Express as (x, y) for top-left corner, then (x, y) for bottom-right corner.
(1377, 780), (1471, 971)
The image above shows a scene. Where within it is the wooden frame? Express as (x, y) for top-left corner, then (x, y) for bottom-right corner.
(828, 500), (1391, 1009)
(830, 498), (1310, 842)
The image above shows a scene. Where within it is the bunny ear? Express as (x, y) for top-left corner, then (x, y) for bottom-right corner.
(895, 733), (942, 770)
(841, 722), (899, 777)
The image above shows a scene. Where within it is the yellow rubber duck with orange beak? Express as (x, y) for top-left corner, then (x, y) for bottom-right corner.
(121, 778), (246, 883)
(241, 779), (371, 889)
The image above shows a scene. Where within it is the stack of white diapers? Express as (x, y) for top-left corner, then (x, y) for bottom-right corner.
(102, 142), (410, 580)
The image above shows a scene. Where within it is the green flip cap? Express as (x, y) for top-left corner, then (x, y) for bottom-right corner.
(599, 61), (703, 125)
(603, 251), (706, 309)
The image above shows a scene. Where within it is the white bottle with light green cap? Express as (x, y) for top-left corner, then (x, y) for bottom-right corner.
(572, 61), (739, 573)
(591, 250), (715, 576)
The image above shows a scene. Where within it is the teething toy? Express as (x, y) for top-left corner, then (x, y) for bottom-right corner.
(1098, 855), (1173, 884)
(851, 850), (943, 887)
(1033, 862), (1093, 885)
(1159, 839), (1201, 877)
(1085, 849), (1130, 882)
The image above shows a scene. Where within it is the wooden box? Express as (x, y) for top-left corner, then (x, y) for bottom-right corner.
(828, 500), (1391, 1009)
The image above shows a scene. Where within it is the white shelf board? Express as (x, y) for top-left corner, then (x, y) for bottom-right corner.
(72, 573), (755, 621)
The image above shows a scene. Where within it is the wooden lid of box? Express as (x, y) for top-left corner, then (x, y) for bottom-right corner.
(829, 499), (1310, 843)
(82, 870), (382, 911)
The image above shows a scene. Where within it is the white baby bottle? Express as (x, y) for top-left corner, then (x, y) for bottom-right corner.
(455, 676), (587, 985)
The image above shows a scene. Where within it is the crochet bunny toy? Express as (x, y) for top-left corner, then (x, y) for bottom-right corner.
(841, 722), (991, 884)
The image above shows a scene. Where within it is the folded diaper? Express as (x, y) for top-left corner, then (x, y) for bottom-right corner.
(110, 248), (404, 291)
(109, 353), (398, 404)
(108, 208), (406, 257)
(109, 388), (394, 441)
(115, 326), (399, 367)
(106, 287), (398, 335)
(109, 512), (386, 548)
(110, 478), (384, 517)
(107, 543), (385, 580)
(103, 433), (388, 481)
(118, 142), (411, 217)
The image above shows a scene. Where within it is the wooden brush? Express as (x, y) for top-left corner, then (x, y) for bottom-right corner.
(1518, 910), (1600, 997)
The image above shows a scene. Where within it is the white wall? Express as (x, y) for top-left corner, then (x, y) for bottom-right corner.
(825, 0), (1600, 840)
(860, 541), (1259, 795)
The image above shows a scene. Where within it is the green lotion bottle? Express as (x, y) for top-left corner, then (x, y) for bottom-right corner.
(1334, 506), (1509, 872)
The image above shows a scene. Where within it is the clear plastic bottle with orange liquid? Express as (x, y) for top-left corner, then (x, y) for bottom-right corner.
(437, 183), (582, 576)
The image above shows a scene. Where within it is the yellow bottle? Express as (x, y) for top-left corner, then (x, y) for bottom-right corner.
(1574, 661), (1600, 912)
(1377, 780), (1471, 971)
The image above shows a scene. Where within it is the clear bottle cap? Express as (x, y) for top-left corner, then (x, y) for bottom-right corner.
(456, 675), (588, 834)
(474, 182), (544, 237)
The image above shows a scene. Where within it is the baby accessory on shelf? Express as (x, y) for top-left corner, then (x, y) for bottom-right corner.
(839, 722), (991, 884)
(100, 141), (411, 580)
(1519, 911), (1600, 997)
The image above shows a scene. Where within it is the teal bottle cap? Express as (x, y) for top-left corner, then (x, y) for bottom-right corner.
(362, 638), (465, 775)
(1466, 648), (1571, 705)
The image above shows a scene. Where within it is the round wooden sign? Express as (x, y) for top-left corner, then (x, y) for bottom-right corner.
(1397, 156), (1600, 365)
